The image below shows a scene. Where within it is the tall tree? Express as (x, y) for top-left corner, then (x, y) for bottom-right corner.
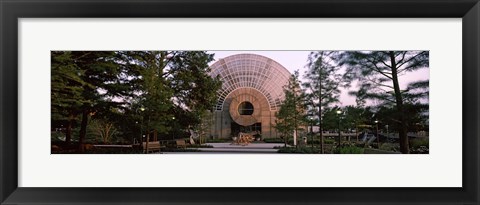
(121, 51), (221, 140)
(167, 51), (222, 128)
(275, 70), (307, 147)
(336, 51), (429, 154)
(52, 51), (221, 152)
(303, 51), (342, 153)
(51, 51), (89, 144)
(68, 51), (127, 152)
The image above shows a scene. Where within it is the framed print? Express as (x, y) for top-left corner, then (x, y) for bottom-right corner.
(1, 0), (479, 204)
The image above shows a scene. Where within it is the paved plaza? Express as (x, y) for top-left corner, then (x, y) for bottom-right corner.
(163, 142), (286, 154)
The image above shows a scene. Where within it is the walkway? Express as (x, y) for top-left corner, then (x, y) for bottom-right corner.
(164, 142), (285, 154)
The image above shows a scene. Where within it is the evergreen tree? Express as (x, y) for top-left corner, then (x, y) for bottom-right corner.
(167, 51), (222, 129)
(51, 51), (221, 152)
(52, 51), (129, 151)
(335, 51), (429, 154)
(121, 51), (221, 141)
(51, 51), (91, 144)
(303, 51), (342, 153)
(275, 70), (307, 147)
(72, 51), (125, 152)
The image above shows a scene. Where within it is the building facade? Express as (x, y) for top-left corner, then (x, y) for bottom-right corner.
(208, 54), (291, 139)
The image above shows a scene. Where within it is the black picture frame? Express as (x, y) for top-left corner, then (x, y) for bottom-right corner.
(1, 0), (479, 204)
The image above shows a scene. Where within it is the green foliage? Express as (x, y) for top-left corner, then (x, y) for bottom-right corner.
(324, 139), (335, 144)
(51, 51), (130, 150)
(186, 144), (213, 148)
(335, 51), (429, 154)
(336, 51), (429, 106)
(274, 70), (307, 146)
(333, 146), (364, 154)
(374, 103), (429, 133)
(277, 146), (321, 154)
(303, 51), (342, 109)
(51, 131), (65, 142)
(205, 138), (231, 143)
(379, 143), (400, 152)
(51, 51), (89, 120)
(410, 137), (429, 149)
(264, 136), (333, 145)
(197, 111), (214, 143)
(321, 105), (375, 132)
(123, 51), (221, 136)
(303, 51), (343, 153)
(263, 138), (284, 143)
(51, 51), (221, 151)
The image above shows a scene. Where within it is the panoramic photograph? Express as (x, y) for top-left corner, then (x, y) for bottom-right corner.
(51, 51), (429, 154)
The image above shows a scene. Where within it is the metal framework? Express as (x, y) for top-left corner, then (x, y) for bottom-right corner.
(209, 54), (291, 111)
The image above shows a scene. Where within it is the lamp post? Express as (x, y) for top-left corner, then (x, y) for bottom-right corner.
(136, 107), (145, 143)
(136, 107), (146, 153)
(374, 120), (379, 146)
(336, 110), (342, 146)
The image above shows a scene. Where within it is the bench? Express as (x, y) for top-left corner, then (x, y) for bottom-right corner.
(142, 141), (163, 153)
(175, 139), (186, 149)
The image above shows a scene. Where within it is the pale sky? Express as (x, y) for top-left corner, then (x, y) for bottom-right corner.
(208, 51), (430, 107)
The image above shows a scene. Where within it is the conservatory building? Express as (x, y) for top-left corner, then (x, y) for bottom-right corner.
(208, 54), (291, 139)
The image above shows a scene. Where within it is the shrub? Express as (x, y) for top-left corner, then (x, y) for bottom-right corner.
(410, 145), (429, 154)
(277, 146), (321, 154)
(333, 146), (364, 154)
(263, 138), (284, 143)
(186, 144), (213, 148)
(379, 143), (399, 152)
(410, 137), (429, 149)
(51, 131), (66, 142)
(324, 139), (335, 144)
(205, 138), (231, 143)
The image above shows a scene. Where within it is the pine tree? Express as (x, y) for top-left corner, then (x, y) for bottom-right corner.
(52, 51), (221, 152)
(51, 51), (91, 144)
(68, 51), (125, 152)
(121, 51), (221, 142)
(335, 51), (429, 154)
(275, 70), (307, 147)
(303, 51), (342, 153)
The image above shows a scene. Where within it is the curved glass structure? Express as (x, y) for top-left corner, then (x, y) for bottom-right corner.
(210, 54), (291, 111)
(238, 101), (254, 115)
(209, 54), (291, 139)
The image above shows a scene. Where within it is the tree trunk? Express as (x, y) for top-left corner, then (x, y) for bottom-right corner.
(389, 51), (409, 154)
(78, 109), (89, 152)
(319, 108), (324, 154)
(65, 114), (74, 145)
(319, 68), (324, 154)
